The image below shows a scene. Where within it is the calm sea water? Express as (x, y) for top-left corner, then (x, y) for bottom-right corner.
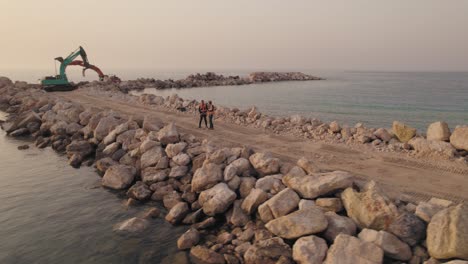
(136, 71), (468, 131)
(2, 69), (467, 130)
(0, 113), (186, 264)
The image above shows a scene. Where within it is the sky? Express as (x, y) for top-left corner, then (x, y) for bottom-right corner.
(1, 0), (468, 72)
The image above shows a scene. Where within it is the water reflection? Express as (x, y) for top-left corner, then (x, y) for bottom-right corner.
(0, 127), (186, 263)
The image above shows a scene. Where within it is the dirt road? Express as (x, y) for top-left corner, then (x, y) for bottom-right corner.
(55, 89), (468, 203)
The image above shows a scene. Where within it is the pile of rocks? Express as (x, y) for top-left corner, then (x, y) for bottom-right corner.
(1, 77), (467, 264)
(248, 72), (323, 82)
(78, 71), (322, 93)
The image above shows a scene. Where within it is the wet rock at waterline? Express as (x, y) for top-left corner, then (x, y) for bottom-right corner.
(102, 165), (136, 190)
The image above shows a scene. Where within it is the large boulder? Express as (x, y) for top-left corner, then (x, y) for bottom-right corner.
(190, 246), (225, 264)
(177, 228), (200, 250)
(140, 146), (165, 169)
(78, 110), (93, 126)
(297, 157), (320, 174)
(323, 212), (357, 242)
(172, 153), (191, 166)
(427, 121), (451, 141)
(126, 181), (152, 200)
(157, 122), (180, 145)
(409, 137), (456, 158)
(265, 207), (328, 239)
(102, 142), (120, 156)
(66, 140), (93, 157)
(163, 192), (183, 209)
(102, 165), (136, 190)
(103, 122), (129, 145)
(58, 105), (84, 123)
(283, 171), (353, 199)
(1, 121), (17, 134)
(290, 115), (307, 126)
(341, 181), (399, 230)
(113, 217), (149, 234)
(255, 174), (285, 194)
(82, 112), (104, 138)
(141, 167), (169, 184)
(165, 142), (188, 158)
(229, 157), (251, 173)
(374, 128), (393, 143)
(198, 183), (236, 216)
(224, 158), (250, 181)
(329, 121), (341, 133)
(10, 128), (29, 137)
(0, 76), (13, 88)
(358, 228), (412, 261)
(387, 213), (426, 246)
(299, 199), (318, 210)
(415, 198), (452, 223)
(139, 139), (159, 154)
(316, 197), (343, 212)
(94, 116), (121, 141)
(323, 234), (384, 264)
(258, 188), (300, 223)
(393, 121), (417, 143)
(244, 237), (292, 264)
(242, 188), (269, 215)
(165, 202), (190, 224)
(96, 157), (118, 174)
(450, 127), (468, 151)
(65, 122), (82, 135)
(205, 148), (230, 164)
(227, 200), (250, 227)
(15, 111), (42, 131)
(427, 204), (468, 260)
(293, 235), (328, 264)
(115, 129), (137, 150)
(50, 121), (68, 135)
(191, 163), (223, 193)
(239, 177), (256, 198)
(249, 152), (280, 176)
(142, 115), (162, 132)
(169, 165), (189, 178)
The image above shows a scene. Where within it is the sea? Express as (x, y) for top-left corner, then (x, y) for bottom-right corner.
(0, 69), (467, 263)
(134, 71), (468, 131)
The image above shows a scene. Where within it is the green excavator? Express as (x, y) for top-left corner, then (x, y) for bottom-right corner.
(41, 46), (107, 92)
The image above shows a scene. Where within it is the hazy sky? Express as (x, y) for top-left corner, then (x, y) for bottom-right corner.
(1, 0), (468, 72)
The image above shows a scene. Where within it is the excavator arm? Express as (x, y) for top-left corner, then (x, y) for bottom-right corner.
(68, 60), (105, 81)
(55, 46), (89, 81)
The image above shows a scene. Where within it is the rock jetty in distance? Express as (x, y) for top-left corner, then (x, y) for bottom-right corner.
(116, 71), (323, 92)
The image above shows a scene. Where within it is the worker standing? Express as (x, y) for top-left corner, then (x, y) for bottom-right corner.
(207, 100), (216, 129)
(198, 100), (208, 128)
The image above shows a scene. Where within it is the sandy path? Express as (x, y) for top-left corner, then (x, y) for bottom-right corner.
(55, 89), (468, 203)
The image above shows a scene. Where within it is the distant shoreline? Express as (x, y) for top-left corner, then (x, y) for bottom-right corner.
(112, 71), (324, 93)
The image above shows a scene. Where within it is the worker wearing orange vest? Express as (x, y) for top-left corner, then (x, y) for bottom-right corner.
(207, 101), (216, 129)
(198, 100), (208, 128)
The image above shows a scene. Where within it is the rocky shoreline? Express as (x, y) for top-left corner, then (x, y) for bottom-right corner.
(84, 71), (323, 93)
(1, 76), (468, 264)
